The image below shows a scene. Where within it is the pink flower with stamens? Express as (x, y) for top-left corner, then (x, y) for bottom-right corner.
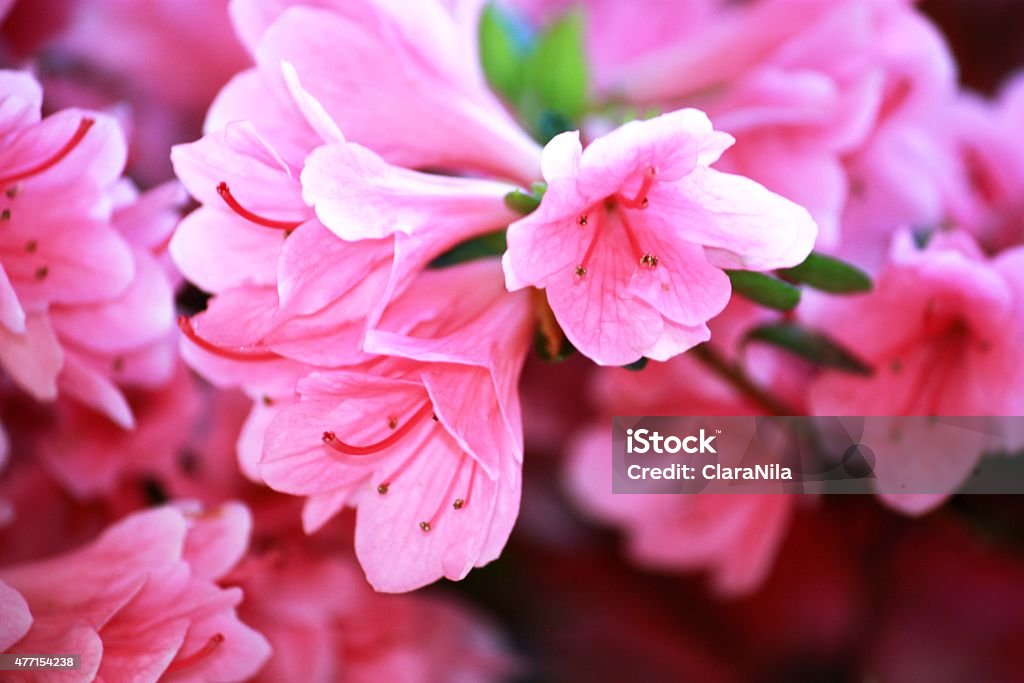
(0, 503), (270, 681)
(808, 230), (1024, 514)
(260, 261), (532, 591)
(0, 70), (179, 429)
(503, 109), (817, 366)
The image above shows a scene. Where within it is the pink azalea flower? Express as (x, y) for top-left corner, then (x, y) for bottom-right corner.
(503, 109), (817, 366)
(567, 426), (793, 596)
(0, 503), (271, 681)
(0, 70), (180, 430)
(260, 261), (532, 591)
(560, 303), (796, 595)
(941, 73), (1024, 253)
(4, 0), (250, 184)
(228, 0), (541, 182)
(808, 230), (1024, 513)
(234, 549), (517, 682)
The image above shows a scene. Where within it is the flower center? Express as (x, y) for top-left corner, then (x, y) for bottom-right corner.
(0, 117), (94, 189)
(177, 315), (279, 361)
(216, 181), (304, 231)
(574, 166), (660, 279)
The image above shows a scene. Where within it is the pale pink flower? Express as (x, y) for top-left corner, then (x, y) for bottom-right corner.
(808, 230), (1024, 513)
(260, 261), (532, 591)
(235, 550), (516, 682)
(0, 503), (271, 681)
(228, 0), (541, 182)
(503, 109), (817, 366)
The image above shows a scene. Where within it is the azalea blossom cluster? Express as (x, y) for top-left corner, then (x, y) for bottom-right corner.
(0, 0), (1023, 679)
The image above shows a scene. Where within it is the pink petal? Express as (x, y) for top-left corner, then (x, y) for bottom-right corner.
(0, 312), (62, 400)
(255, 5), (540, 181)
(58, 351), (134, 429)
(301, 141), (516, 241)
(0, 264), (25, 333)
(649, 166), (818, 271)
(170, 207), (284, 293)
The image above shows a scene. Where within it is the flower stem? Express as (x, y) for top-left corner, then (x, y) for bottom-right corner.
(692, 343), (796, 416)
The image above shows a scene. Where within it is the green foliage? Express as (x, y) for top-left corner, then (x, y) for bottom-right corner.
(479, 4), (590, 142)
(745, 323), (873, 375)
(778, 252), (872, 294)
(429, 230), (508, 268)
(727, 271), (802, 311)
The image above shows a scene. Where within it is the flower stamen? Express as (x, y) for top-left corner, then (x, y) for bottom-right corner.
(177, 315), (278, 361)
(0, 117), (94, 188)
(216, 181), (304, 231)
(616, 166), (657, 209)
(322, 402), (434, 456)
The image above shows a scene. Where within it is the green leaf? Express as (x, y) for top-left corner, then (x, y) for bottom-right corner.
(778, 252), (872, 294)
(504, 182), (548, 215)
(504, 189), (542, 214)
(479, 4), (531, 102)
(745, 323), (873, 376)
(727, 271), (801, 311)
(429, 230), (507, 268)
(526, 10), (589, 124)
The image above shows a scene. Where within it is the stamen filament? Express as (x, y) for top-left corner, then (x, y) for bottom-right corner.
(0, 118), (94, 187)
(216, 182), (304, 231)
(618, 210), (647, 264)
(322, 402), (434, 456)
(454, 460), (478, 511)
(615, 166), (656, 209)
(421, 454), (471, 532)
(577, 211), (605, 277)
(177, 315), (278, 362)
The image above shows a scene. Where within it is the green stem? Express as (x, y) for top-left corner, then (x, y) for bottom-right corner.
(692, 344), (796, 416)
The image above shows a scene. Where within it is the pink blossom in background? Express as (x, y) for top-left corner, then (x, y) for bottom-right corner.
(0, 70), (179, 433)
(504, 109), (816, 365)
(235, 550), (516, 682)
(808, 230), (1024, 513)
(0, 503), (270, 681)
(1, 0), (250, 185)
(941, 72), (1024, 253)
(568, 426), (794, 596)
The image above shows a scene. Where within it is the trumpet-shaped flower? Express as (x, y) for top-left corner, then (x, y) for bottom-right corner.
(260, 261), (532, 591)
(503, 109), (817, 365)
